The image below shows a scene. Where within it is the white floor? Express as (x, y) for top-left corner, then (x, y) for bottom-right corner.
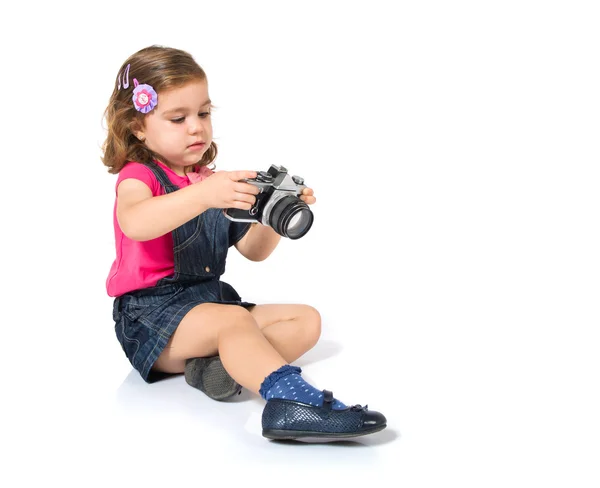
(7, 302), (599, 487)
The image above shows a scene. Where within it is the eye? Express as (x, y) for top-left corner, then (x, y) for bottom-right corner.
(199, 111), (211, 118)
(171, 117), (185, 124)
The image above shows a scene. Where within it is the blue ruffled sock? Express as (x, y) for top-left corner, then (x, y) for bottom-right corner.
(259, 365), (347, 410)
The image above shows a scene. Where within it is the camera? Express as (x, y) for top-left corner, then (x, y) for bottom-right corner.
(224, 165), (314, 239)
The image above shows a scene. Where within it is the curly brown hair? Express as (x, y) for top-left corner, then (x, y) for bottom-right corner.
(101, 45), (218, 174)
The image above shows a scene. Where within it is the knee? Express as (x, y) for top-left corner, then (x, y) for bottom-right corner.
(300, 305), (322, 348)
(222, 306), (260, 332)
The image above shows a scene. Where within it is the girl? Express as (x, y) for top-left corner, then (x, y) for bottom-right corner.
(102, 45), (386, 440)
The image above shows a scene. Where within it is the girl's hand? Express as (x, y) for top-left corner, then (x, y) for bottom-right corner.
(197, 170), (260, 210)
(300, 187), (316, 205)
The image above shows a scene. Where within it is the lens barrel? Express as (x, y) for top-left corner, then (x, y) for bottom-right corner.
(268, 195), (314, 239)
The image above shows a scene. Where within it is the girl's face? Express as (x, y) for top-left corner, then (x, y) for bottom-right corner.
(136, 79), (213, 175)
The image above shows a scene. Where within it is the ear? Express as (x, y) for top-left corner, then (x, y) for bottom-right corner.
(130, 121), (146, 142)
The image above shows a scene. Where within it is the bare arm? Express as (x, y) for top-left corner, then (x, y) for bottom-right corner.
(116, 179), (209, 241)
(235, 223), (282, 261)
(117, 170), (259, 242)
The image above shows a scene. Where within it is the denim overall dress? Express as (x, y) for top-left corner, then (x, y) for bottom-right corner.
(112, 161), (254, 382)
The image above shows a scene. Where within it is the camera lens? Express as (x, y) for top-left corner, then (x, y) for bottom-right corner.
(285, 210), (313, 239)
(268, 195), (314, 239)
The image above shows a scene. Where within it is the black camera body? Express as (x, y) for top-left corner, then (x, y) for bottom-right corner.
(224, 165), (314, 239)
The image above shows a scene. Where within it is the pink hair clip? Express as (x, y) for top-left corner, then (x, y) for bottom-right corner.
(117, 64), (130, 90)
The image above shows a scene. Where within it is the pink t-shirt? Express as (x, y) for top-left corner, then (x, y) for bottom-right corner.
(106, 160), (214, 297)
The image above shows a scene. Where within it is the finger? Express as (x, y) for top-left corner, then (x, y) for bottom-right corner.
(234, 182), (261, 195)
(232, 192), (257, 205)
(229, 200), (254, 211)
(229, 170), (258, 181)
(302, 187), (314, 196)
(300, 195), (316, 205)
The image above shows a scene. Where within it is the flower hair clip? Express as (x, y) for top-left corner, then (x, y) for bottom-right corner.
(132, 78), (158, 114)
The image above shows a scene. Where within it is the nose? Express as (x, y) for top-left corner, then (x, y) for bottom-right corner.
(188, 118), (204, 135)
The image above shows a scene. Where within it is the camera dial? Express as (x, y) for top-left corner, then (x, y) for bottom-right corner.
(255, 171), (273, 183)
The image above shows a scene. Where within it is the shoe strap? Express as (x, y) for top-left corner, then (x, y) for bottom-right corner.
(322, 390), (334, 411)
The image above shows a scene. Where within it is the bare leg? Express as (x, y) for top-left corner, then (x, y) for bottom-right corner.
(249, 304), (321, 363)
(153, 303), (319, 394)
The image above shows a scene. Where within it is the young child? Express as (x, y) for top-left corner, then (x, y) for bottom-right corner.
(102, 45), (386, 440)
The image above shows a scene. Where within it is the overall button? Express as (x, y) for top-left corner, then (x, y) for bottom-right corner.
(205, 266), (211, 273)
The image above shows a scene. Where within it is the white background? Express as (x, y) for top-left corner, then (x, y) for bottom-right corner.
(1, 1), (599, 486)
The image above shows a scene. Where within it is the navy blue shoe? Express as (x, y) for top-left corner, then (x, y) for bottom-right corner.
(262, 390), (387, 440)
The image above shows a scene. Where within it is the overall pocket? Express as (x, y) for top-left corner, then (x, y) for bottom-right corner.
(173, 215), (203, 253)
(121, 285), (183, 323)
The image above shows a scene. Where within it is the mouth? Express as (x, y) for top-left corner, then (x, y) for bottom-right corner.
(188, 141), (206, 149)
